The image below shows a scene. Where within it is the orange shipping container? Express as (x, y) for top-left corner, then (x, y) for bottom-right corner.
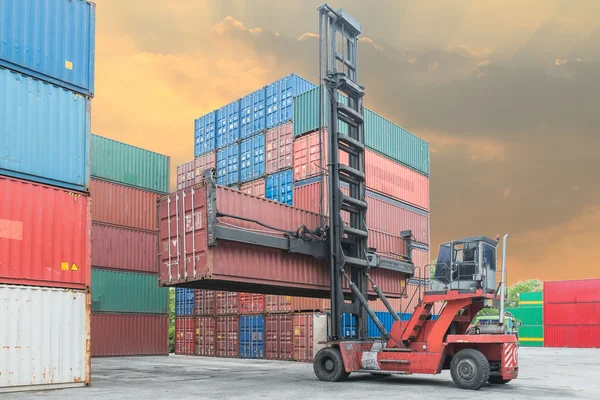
(239, 179), (265, 198)
(177, 153), (217, 190)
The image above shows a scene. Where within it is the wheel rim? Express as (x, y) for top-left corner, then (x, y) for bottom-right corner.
(322, 357), (335, 373)
(456, 358), (477, 383)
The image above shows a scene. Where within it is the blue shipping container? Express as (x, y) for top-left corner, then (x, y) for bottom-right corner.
(195, 112), (216, 156)
(239, 315), (264, 359)
(216, 144), (239, 186)
(216, 102), (239, 149)
(0, 67), (90, 192)
(266, 74), (314, 129)
(175, 288), (195, 316)
(0, 0), (95, 96)
(240, 134), (265, 183)
(265, 170), (293, 205)
(240, 88), (266, 139)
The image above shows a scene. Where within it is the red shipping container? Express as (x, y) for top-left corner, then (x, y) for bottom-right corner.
(544, 325), (600, 348)
(368, 298), (402, 312)
(175, 317), (195, 355)
(265, 314), (293, 360)
(196, 316), (216, 356)
(177, 153), (217, 190)
(293, 130), (348, 182)
(544, 303), (600, 325)
(159, 184), (408, 298)
(0, 176), (91, 289)
(411, 249), (431, 270)
(195, 289), (216, 316)
(293, 178), (429, 245)
(91, 313), (168, 356)
(265, 122), (294, 175)
(90, 179), (158, 231)
(91, 223), (158, 273)
(239, 179), (266, 198)
(365, 150), (429, 211)
(265, 295), (329, 313)
(216, 291), (240, 315)
(240, 292), (264, 314)
(544, 279), (600, 304)
(216, 316), (239, 358)
(292, 313), (314, 362)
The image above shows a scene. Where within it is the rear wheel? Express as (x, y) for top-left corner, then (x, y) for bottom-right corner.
(313, 347), (350, 382)
(450, 349), (490, 390)
(488, 376), (511, 384)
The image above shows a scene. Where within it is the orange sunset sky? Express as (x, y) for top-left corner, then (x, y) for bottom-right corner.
(92, 1), (600, 284)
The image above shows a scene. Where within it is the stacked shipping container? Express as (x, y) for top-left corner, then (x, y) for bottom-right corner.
(89, 135), (170, 357)
(506, 292), (544, 347)
(544, 279), (600, 348)
(0, 0), (95, 392)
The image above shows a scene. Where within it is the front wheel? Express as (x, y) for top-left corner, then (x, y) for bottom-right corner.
(313, 347), (350, 382)
(489, 376), (511, 384)
(450, 349), (490, 390)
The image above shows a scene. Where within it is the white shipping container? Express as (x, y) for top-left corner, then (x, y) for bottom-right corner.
(0, 285), (90, 393)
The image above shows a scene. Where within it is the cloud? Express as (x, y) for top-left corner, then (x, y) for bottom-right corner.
(297, 32), (318, 41)
(213, 16), (263, 36)
(555, 58), (569, 65)
(359, 37), (384, 51)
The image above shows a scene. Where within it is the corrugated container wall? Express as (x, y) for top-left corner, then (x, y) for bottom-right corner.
(544, 303), (600, 325)
(519, 291), (543, 306)
(91, 135), (170, 193)
(89, 179), (158, 231)
(216, 102), (239, 149)
(0, 0), (96, 96)
(239, 315), (265, 359)
(266, 74), (314, 129)
(91, 314), (168, 357)
(176, 288), (195, 316)
(266, 170), (293, 205)
(240, 134), (265, 183)
(544, 325), (600, 348)
(240, 293), (265, 314)
(215, 316), (239, 358)
(216, 291), (240, 315)
(240, 88), (265, 139)
(292, 86), (429, 176)
(544, 279), (600, 303)
(177, 153), (216, 190)
(265, 314), (293, 360)
(194, 112), (216, 156)
(0, 176), (91, 289)
(195, 290), (216, 316)
(240, 179), (266, 198)
(196, 316), (216, 356)
(0, 67), (90, 192)
(91, 223), (157, 274)
(265, 122), (293, 174)
(0, 285), (90, 392)
(91, 269), (168, 314)
(216, 144), (239, 186)
(175, 317), (195, 355)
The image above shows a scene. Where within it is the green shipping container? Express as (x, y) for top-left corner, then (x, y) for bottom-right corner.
(91, 134), (170, 193)
(292, 87), (430, 176)
(91, 269), (169, 314)
(506, 307), (543, 326)
(519, 291), (543, 307)
(518, 324), (544, 347)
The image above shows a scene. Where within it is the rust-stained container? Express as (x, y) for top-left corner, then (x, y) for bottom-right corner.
(195, 289), (216, 316)
(544, 279), (600, 303)
(175, 317), (195, 355)
(240, 293), (265, 314)
(292, 313), (328, 362)
(545, 303), (600, 325)
(265, 314), (293, 360)
(91, 313), (168, 357)
(216, 291), (240, 315)
(265, 295), (330, 313)
(265, 122), (293, 175)
(293, 177), (429, 244)
(196, 316), (216, 356)
(544, 325), (600, 348)
(159, 184), (408, 297)
(0, 176), (91, 289)
(293, 130), (348, 181)
(177, 153), (217, 190)
(91, 223), (158, 273)
(239, 179), (266, 198)
(90, 179), (158, 231)
(215, 316), (238, 358)
(365, 150), (429, 210)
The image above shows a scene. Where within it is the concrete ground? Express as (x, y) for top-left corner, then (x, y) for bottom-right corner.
(10, 347), (600, 399)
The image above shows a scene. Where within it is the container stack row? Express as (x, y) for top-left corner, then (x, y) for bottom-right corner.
(89, 135), (171, 357)
(506, 292), (544, 347)
(174, 281), (433, 362)
(0, 0), (95, 392)
(543, 279), (600, 348)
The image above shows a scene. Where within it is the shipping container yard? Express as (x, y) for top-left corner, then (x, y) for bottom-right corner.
(1, 0), (598, 397)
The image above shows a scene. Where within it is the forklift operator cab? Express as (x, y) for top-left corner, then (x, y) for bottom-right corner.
(432, 236), (499, 293)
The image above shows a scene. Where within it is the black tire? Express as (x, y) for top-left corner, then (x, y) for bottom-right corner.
(450, 349), (490, 390)
(488, 376), (511, 385)
(313, 347), (350, 382)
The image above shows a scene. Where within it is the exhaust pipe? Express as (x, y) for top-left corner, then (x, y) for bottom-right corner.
(498, 234), (509, 326)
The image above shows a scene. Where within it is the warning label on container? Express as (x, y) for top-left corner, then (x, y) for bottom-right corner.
(71, 263), (78, 271)
(65, 60), (73, 70)
(61, 262), (69, 271)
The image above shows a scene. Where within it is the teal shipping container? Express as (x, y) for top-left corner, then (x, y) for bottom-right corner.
(91, 135), (170, 193)
(292, 86), (429, 176)
(91, 269), (169, 314)
(0, 67), (90, 192)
